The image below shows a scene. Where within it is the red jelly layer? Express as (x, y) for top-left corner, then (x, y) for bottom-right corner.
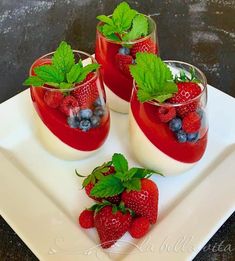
(130, 90), (208, 163)
(30, 59), (110, 152)
(95, 31), (157, 102)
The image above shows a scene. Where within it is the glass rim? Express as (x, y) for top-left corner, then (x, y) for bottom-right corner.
(29, 50), (99, 92)
(133, 60), (207, 107)
(96, 14), (156, 45)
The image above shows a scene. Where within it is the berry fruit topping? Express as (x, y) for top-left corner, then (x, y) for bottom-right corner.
(129, 217), (150, 239)
(169, 117), (182, 132)
(157, 106), (176, 123)
(187, 132), (199, 143)
(79, 109), (93, 119)
(176, 130), (187, 143)
(90, 115), (101, 128)
(79, 119), (92, 132)
(131, 38), (157, 58)
(94, 106), (105, 117)
(118, 47), (130, 55)
(115, 53), (133, 77)
(182, 112), (201, 134)
(43, 90), (64, 109)
(60, 95), (79, 116)
(78, 209), (95, 229)
(67, 115), (80, 128)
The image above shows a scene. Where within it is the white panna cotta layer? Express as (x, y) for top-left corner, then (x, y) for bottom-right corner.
(129, 110), (195, 176)
(104, 83), (129, 114)
(33, 110), (99, 160)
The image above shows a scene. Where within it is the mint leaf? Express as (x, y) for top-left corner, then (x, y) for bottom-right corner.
(106, 33), (121, 42)
(123, 14), (148, 41)
(102, 24), (117, 36)
(59, 82), (73, 89)
(34, 65), (64, 83)
(90, 175), (124, 197)
(130, 53), (178, 103)
(132, 168), (164, 179)
(52, 41), (75, 75)
(75, 63), (99, 83)
(123, 178), (141, 192)
(112, 153), (128, 172)
(66, 64), (82, 84)
(97, 15), (114, 26)
(112, 2), (136, 32)
(23, 76), (45, 87)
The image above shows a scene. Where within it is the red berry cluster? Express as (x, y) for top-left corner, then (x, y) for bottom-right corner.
(43, 73), (99, 116)
(77, 161), (159, 249)
(115, 38), (157, 77)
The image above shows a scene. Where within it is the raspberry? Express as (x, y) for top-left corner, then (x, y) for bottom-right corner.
(43, 90), (64, 108)
(182, 112), (201, 133)
(157, 106), (176, 123)
(78, 209), (94, 229)
(129, 217), (150, 239)
(59, 95), (79, 116)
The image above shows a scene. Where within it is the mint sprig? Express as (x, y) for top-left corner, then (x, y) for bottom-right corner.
(130, 53), (178, 103)
(97, 1), (148, 42)
(90, 153), (163, 197)
(23, 41), (99, 89)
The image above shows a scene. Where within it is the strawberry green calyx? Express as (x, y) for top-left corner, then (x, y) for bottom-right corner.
(90, 153), (163, 198)
(89, 200), (134, 216)
(97, 1), (148, 42)
(174, 68), (201, 83)
(23, 41), (100, 89)
(75, 161), (113, 187)
(130, 53), (178, 103)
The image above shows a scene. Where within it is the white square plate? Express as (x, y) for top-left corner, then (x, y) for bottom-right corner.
(0, 86), (235, 261)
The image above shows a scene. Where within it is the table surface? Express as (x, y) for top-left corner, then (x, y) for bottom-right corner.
(0, 0), (234, 260)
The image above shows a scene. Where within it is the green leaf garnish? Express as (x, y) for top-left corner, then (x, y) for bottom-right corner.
(52, 41), (75, 74)
(84, 153), (163, 198)
(112, 153), (128, 172)
(23, 41), (99, 90)
(130, 53), (178, 103)
(122, 14), (148, 41)
(97, 1), (148, 43)
(90, 175), (124, 198)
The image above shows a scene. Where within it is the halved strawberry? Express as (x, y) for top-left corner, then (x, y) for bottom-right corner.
(71, 73), (99, 108)
(168, 82), (202, 117)
(131, 38), (157, 58)
(115, 53), (133, 77)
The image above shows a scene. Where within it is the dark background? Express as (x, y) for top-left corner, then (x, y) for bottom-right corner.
(0, 0), (234, 260)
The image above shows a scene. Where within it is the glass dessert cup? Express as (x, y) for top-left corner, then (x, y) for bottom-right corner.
(95, 16), (159, 114)
(30, 51), (110, 160)
(129, 61), (208, 176)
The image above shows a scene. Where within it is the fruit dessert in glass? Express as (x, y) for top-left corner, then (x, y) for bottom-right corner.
(24, 41), (110, 160)
(129, 53), (208, 175)
(95, 1), (159, 113)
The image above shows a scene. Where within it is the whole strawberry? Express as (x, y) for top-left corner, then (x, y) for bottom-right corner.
(131, 38), (157, 58)
(76, 163), (120, 204)
(115, 53), (133, 77)
(89, 153), (162, 225)
(78, 209), (94, 229)
(122, 178), (159, 224)
(72, 73), (99, 109)
(168, 70), (202, 117)
(94, 202), (132, 248)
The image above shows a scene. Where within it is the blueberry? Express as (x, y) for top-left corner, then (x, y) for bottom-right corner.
(93, 97), (103, 107)
(94, 106), (105, 117)
(187, 132), (199, 142)
(176, 130), (187, 143)
(90, 115), (101, 128)
(67, 116), (80, 128)
(169, 117), (182, 132)
(79, 119), (91, 132)
(79, 109), (93, 119)
(118, 47), (130, 55)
